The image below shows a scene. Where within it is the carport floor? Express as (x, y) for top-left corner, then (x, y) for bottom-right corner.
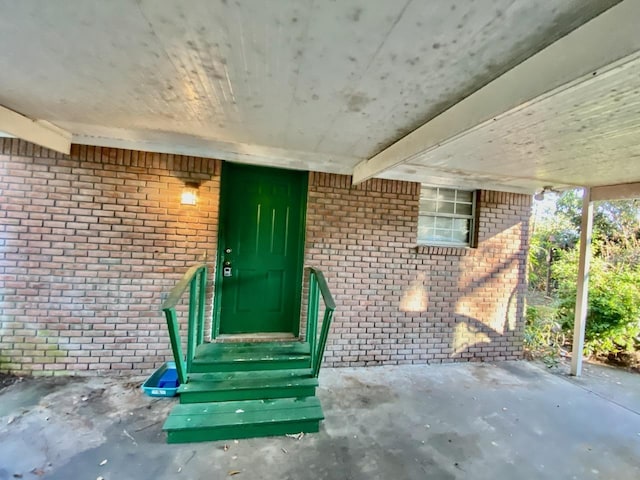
(0, 361), (638, 480)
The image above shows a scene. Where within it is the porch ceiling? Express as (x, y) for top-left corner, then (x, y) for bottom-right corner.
(0, 0), (637, 193)
(378, 51), (640, 192)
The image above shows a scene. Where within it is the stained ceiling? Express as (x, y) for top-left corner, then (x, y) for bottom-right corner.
(1, 0), (638, 193)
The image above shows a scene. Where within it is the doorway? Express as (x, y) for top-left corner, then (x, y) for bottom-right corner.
(213, 163), (308, 336)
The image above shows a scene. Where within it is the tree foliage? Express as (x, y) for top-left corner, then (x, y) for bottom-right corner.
(528, 189), (640, 359)
(554, 190), (640, 247)
(553, 247), (640, 356)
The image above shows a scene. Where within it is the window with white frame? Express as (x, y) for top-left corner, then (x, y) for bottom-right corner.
(418, 186), (476, 247)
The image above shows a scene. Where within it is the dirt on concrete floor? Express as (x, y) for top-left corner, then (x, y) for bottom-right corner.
(0, 362), (639, 480)
(0, 373), (20, 391)
(0, 374), (173, 479)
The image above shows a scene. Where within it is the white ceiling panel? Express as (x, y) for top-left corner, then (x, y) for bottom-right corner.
(384, 53), (640, 191)
(0, 0), (631, 191)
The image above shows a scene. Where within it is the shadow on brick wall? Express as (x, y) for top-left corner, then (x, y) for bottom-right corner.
(305, 179), (531, 367)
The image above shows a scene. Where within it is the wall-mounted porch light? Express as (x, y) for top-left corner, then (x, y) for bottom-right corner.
(181, 182), (199, 205)
(534, 185), (555, 201)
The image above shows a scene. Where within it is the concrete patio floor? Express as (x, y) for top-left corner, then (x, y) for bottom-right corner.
(0, 361), (638, 480)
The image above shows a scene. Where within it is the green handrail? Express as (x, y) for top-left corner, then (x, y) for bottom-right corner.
(305, 267), (336, 378)
(161, 263), (208, 384)
(305, 273), (319, 346)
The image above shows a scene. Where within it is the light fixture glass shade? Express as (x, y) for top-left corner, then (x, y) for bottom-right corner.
(181, 184), (198, 205)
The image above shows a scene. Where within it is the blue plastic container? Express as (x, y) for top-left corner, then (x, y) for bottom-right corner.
(141, 361), (180, 397)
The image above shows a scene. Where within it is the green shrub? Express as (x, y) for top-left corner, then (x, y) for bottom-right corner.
(528, 234), (548, 292)
(524, 304), (564, 368)
(553, 247), (640, 357)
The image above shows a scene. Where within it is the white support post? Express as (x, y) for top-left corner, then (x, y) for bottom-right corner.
(570, 187), (594, 376)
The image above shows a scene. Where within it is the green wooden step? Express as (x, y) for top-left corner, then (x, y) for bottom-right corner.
(163, 397), (324, 443)
(180, 369), (318, 403)
(190, 341), (312, 373)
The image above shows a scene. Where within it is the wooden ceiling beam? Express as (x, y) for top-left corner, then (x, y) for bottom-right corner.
(0, 105), (71, 154)
(590, 182), (640, 202)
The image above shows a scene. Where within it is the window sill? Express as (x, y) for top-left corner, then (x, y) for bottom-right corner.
(415, 245), (470, 256)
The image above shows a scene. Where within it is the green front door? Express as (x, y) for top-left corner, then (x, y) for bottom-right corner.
(215, 163), (308, 335)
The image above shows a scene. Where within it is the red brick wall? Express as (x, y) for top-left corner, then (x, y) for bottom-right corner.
(0, 139), (530, 375)
(304, 173), (530, 366)
(0, 139), (220, 375)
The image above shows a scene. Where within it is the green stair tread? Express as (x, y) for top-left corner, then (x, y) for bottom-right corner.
(163, 397), (324, 430)
(165, 406), (322, 430)
(199, 341), (311, 354)
(195, 354), (310, 363)
(166, 420), (320, 443)
(189, 368), (314, 382)
(169, 396), (321, 415)
(193, 342), (311, 364)
(181, 370), (317, 393)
